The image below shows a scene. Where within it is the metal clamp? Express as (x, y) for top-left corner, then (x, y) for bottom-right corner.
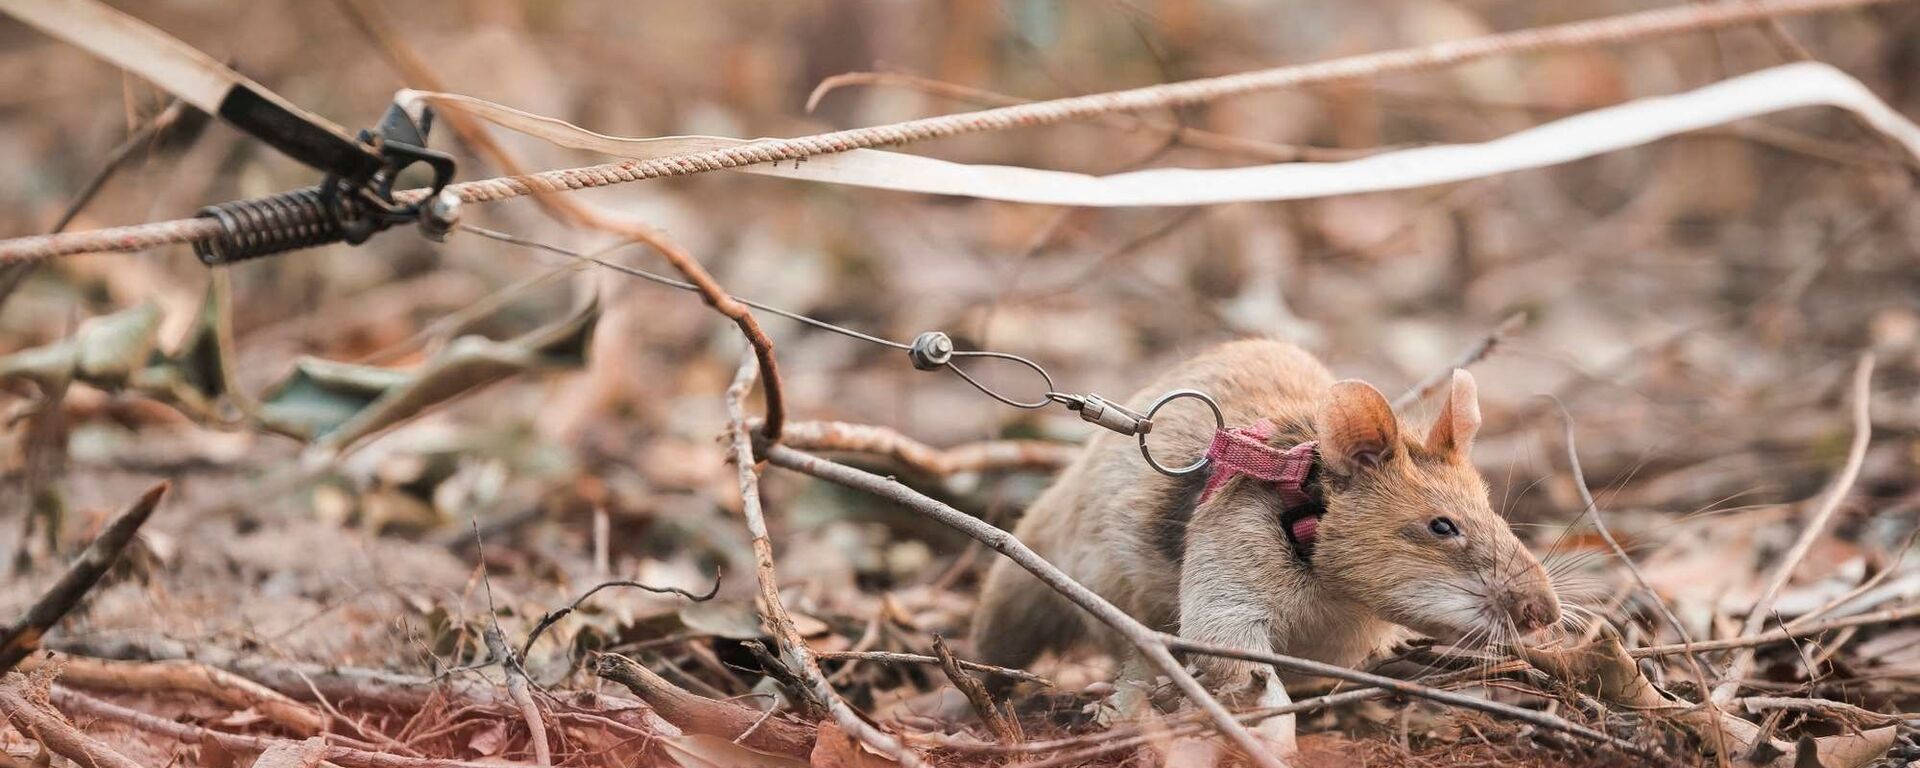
(194, 101), (458, 265)
(1067, 394), (1153, 437)
(1137, 388), (1224, 477)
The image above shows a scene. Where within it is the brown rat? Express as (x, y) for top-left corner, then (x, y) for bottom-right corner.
(971, 339), (1560, 755)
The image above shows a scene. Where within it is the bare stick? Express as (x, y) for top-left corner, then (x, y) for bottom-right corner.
(724, 352), (925, 767)
(480, 625), (549, 767)
(594, 652), (815, 757)
(0, 675), (143, 768)
(1631, 603), (1920, 658)
(766, 445), (1297, 768)
(931, 635), (1021, 744)
(1393, 312), (1526, 410)
(18, 652), (324, 736)
(0, 483), (168, 675)
(48, 685), (499, 768)
(1160, 636), (1654, 758)
(1713, 354), (1875, 704)
(777, 420), (1075, 477)
(1553, 400), (1726, 757)
(521, 571), (721, 659)
(1736, 697), (1902, 727)
(816, 650), (1052, 686)
(916, 663), (1528, 759)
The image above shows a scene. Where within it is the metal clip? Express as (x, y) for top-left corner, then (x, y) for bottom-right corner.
(1136, 389), (1225, 477)
(1068, 394), (1153, 437)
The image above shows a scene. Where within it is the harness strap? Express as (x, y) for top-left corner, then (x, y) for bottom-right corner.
(1198, 422), (1322, 557)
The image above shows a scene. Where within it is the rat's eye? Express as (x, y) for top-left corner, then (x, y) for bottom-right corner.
(1428, 517), (1461, 538)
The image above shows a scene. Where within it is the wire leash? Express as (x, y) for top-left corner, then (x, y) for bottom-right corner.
(458, 222), (1226, 475)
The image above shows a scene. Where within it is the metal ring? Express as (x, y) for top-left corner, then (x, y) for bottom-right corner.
(1137, 388), (1225, 477)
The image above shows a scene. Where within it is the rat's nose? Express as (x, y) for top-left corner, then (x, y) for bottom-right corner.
(1507, 591), (1561, 634)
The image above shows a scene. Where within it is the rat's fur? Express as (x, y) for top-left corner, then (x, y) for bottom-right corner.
(972, 340), (1558, 755)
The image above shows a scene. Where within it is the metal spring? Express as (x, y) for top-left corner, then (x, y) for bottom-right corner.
(192, 186), (361, 265)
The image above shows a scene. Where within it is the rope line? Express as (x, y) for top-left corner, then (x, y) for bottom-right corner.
(0, 0), (1897, 264)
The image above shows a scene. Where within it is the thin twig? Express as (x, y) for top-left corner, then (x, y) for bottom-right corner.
(815, 650), (1053, 687)
(49, 685), (498, 768)
(767, 444), (1316, 768)
(520, 571), (722, 659)
(593, 652), (814, 757)
(467, 525), (550, 768)
(931, 635), (1021, 744)
(0, 483), (168, 675)
(725, 351), (924, 766)
(1553, 399), (1726, 760)
(1713, 353), (1875, 704)
(776, 420), (1076, 477)
(1630, 603), (1920, 658)
(1393, 312), (1526, 411)
(1161, 635), (1656, 758)
(481, 625), (550, 767)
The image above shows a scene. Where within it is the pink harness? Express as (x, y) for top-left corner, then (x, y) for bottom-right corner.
(1197, 421), (1322, 549)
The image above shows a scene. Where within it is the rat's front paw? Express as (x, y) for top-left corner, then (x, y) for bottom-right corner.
(1186, 656), (1260, 701)
(1252, 670), (1299, 756)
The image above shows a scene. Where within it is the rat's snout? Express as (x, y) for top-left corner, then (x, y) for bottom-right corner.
(1506, 590), (1560, 634)
(1499, 560), (1561, 635)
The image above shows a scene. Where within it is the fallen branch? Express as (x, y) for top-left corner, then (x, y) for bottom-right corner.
(1714, 353), (1875, 704)
(46, 634), (494, 711)
(480, 625), (549, 768)
(775, 420), (1076, 477)
(1629, 603), (1920, 658)
(1735, 697), (1903, 728)
(918, 660), (1531, 762)
(1520, 627), (1897, 768)
(1553, 399), (1726, 755)
(48, 685), (499, 768)
(42, 634), (681, 743)
(766, 443), (1308, 768)
(724, 352), (924, 766)
(18, 652), (324, 736)
(0, 674), (143, 768)
(815, 650), (1052, 687)
(521, 571), (722, 660)
(0, 483), (168, 675)
(931, 635), (1020, 744)
(594, 652), (814, 758)
(1162, 635), (1654, 758)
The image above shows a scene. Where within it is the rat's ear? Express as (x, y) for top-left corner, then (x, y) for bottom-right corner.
(1317, 380), (1398, 474)
(1424, 369), (1481, 461)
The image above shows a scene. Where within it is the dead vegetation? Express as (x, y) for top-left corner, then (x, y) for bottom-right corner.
(1, 1), (1917, 766)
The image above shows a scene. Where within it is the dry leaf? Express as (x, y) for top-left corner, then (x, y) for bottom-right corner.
(661, 733), (810, 768)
